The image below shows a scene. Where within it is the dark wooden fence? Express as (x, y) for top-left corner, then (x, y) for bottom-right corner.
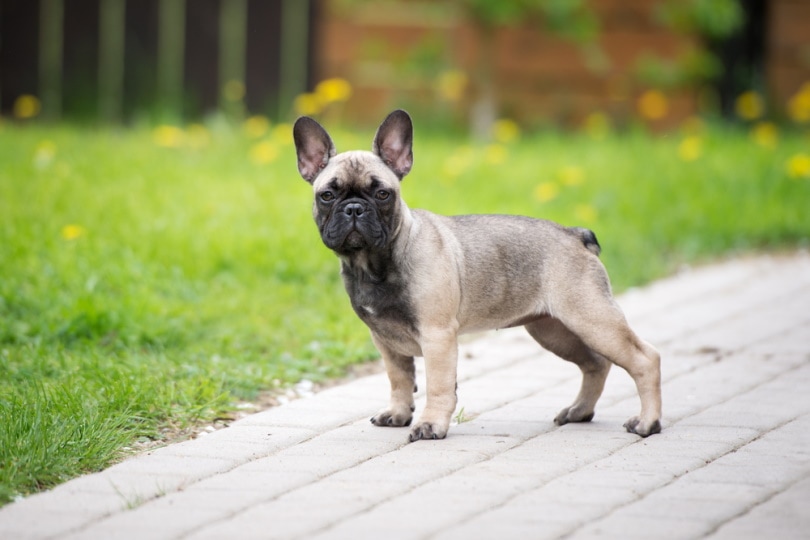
(0, 0), (318, 122)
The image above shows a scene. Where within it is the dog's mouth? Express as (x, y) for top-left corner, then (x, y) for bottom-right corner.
(343, 230), (366, 251)
(323, 217), (386, 254)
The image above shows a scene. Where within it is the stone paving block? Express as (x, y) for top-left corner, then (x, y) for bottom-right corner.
(683, 460), (805, 489)
(455, 378), (542, 414)
(234, 452), (345, 478)
(746, 324), (810, 355)
(651, 356), (805, 428)
(459, 332), (544, 369)
(233, 395), (377, 430)
(555, 467), (674, 492)
(187, 480), (378, 540)
(616, 257), (767, 321)
(322, 480), (507, 540)
(61, 487), (260, 540)
(450, 416), (555, 440)
(144, 427), (295, 465)
(511, 428), (637, 464)
(673, 291), (810, 353)
(0, 490), (124, 540)
(613, 488), (750, 523)
(185, 468), (317, 495)
(310, 372), (388, 401)
(470, 393), (577, 426)
(573, 510), (717, 539)
(431, 503), (582, 540)
(707, 476), (810, 540)
(103, 453), (234, 482)
(648, 478), (769, 504)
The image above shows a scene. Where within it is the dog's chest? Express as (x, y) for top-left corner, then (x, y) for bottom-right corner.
(341, 265), (420, 354)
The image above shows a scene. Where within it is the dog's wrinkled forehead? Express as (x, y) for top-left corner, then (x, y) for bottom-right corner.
(312, 150), (399, 191)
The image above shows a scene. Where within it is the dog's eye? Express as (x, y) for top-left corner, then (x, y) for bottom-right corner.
(375, 190), (390, 201)
(320, 191), (335, 203)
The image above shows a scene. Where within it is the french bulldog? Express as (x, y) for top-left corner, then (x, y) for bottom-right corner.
(293, 110), (662, 442)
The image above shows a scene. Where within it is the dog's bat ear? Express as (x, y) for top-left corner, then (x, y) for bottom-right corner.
(293, 116), (336, 183)
(373, 109), (413, 180)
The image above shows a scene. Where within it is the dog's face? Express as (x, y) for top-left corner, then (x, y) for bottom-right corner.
(293, 111), (414, 256)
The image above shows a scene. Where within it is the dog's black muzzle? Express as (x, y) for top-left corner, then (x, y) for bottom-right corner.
(322, 198), (387, 254)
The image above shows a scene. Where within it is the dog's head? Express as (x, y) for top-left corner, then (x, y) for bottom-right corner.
(293, 110), (413, 256)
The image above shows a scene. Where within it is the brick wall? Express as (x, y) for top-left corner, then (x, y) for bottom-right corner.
(313, 0), (810, 128)
(767, 0), (810, 110)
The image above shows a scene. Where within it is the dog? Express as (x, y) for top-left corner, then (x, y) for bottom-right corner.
(293, 110), (662, 442)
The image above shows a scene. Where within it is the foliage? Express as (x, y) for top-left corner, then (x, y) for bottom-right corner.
(636, 0), (745, 90)
(1, 118), (809, 505)
(655, 0), (744, 39)
(461, 0), (597, 40)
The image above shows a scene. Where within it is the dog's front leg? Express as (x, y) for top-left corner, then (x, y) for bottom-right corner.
(409, 328), (459, 442)
(370, 333), (416, 428)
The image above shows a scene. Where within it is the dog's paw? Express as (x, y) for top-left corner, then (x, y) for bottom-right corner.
(408, 422), (447, 442)
(554, 406), (595, 426)
(370, 408), (413, 427)
(623, 416), (662, 437)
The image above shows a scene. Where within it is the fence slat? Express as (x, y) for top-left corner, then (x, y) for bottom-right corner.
(279, 0), (310, 117)
(219, 0), (248, 118)
(39, 0), (64, 120)
(99, 0), (126, 123)
(158, 0), (186, 120)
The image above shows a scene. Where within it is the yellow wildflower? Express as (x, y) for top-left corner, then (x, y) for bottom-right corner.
(294, 93), (323, 116)
(13, 94), (41, 119)
(61, 224), (85, 241)
(315, 78), (352, 104)
(249, 141), (279, 165)
(436, 70), (468, 102)
(786, 153), (810, 179)
(787, 83), (810, 123)
(637, 90), (668, 121)
(557, 166), (585, 186)
(750, 122), (778, 148)
(492, 119), (520, 144)
(574, 204), (598, 224)
(243, 115), (270, 138)
(534, 182), (559, 203)
(735, 91), (764, 120)
(678, 136), (702, 161)
(152, 125), (184, 148)
(484, 144), (508, 165)
(222, 80), (245, 102)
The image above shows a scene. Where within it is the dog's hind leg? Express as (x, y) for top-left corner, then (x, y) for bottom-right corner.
(525, 317), (612, 425)
(556, 299), (662, 437)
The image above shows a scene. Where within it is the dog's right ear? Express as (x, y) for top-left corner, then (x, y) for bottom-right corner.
(293, 116), (336, 183)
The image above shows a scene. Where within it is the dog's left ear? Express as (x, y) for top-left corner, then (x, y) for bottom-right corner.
(373, 109), (413, 180)
(293, 116), (336, 183)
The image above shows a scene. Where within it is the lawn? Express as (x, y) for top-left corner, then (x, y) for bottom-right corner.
(1, 118), (808, 505)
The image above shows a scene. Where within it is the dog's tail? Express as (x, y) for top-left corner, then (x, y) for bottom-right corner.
(568, 226), (601, 256)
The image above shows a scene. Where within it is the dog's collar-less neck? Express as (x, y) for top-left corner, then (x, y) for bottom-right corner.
(341, 249), (395, 285)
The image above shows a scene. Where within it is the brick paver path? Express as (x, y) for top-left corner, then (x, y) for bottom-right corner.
(2, 253), (809, 539)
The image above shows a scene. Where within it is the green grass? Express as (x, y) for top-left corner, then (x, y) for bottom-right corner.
(1, 119), (808, 504)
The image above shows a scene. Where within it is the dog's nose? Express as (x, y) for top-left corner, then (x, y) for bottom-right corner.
(344, 202), (365, 217)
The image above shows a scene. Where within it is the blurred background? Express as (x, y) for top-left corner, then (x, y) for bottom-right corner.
(2, 0), (809, 133)
(3, 1), (810, 505)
